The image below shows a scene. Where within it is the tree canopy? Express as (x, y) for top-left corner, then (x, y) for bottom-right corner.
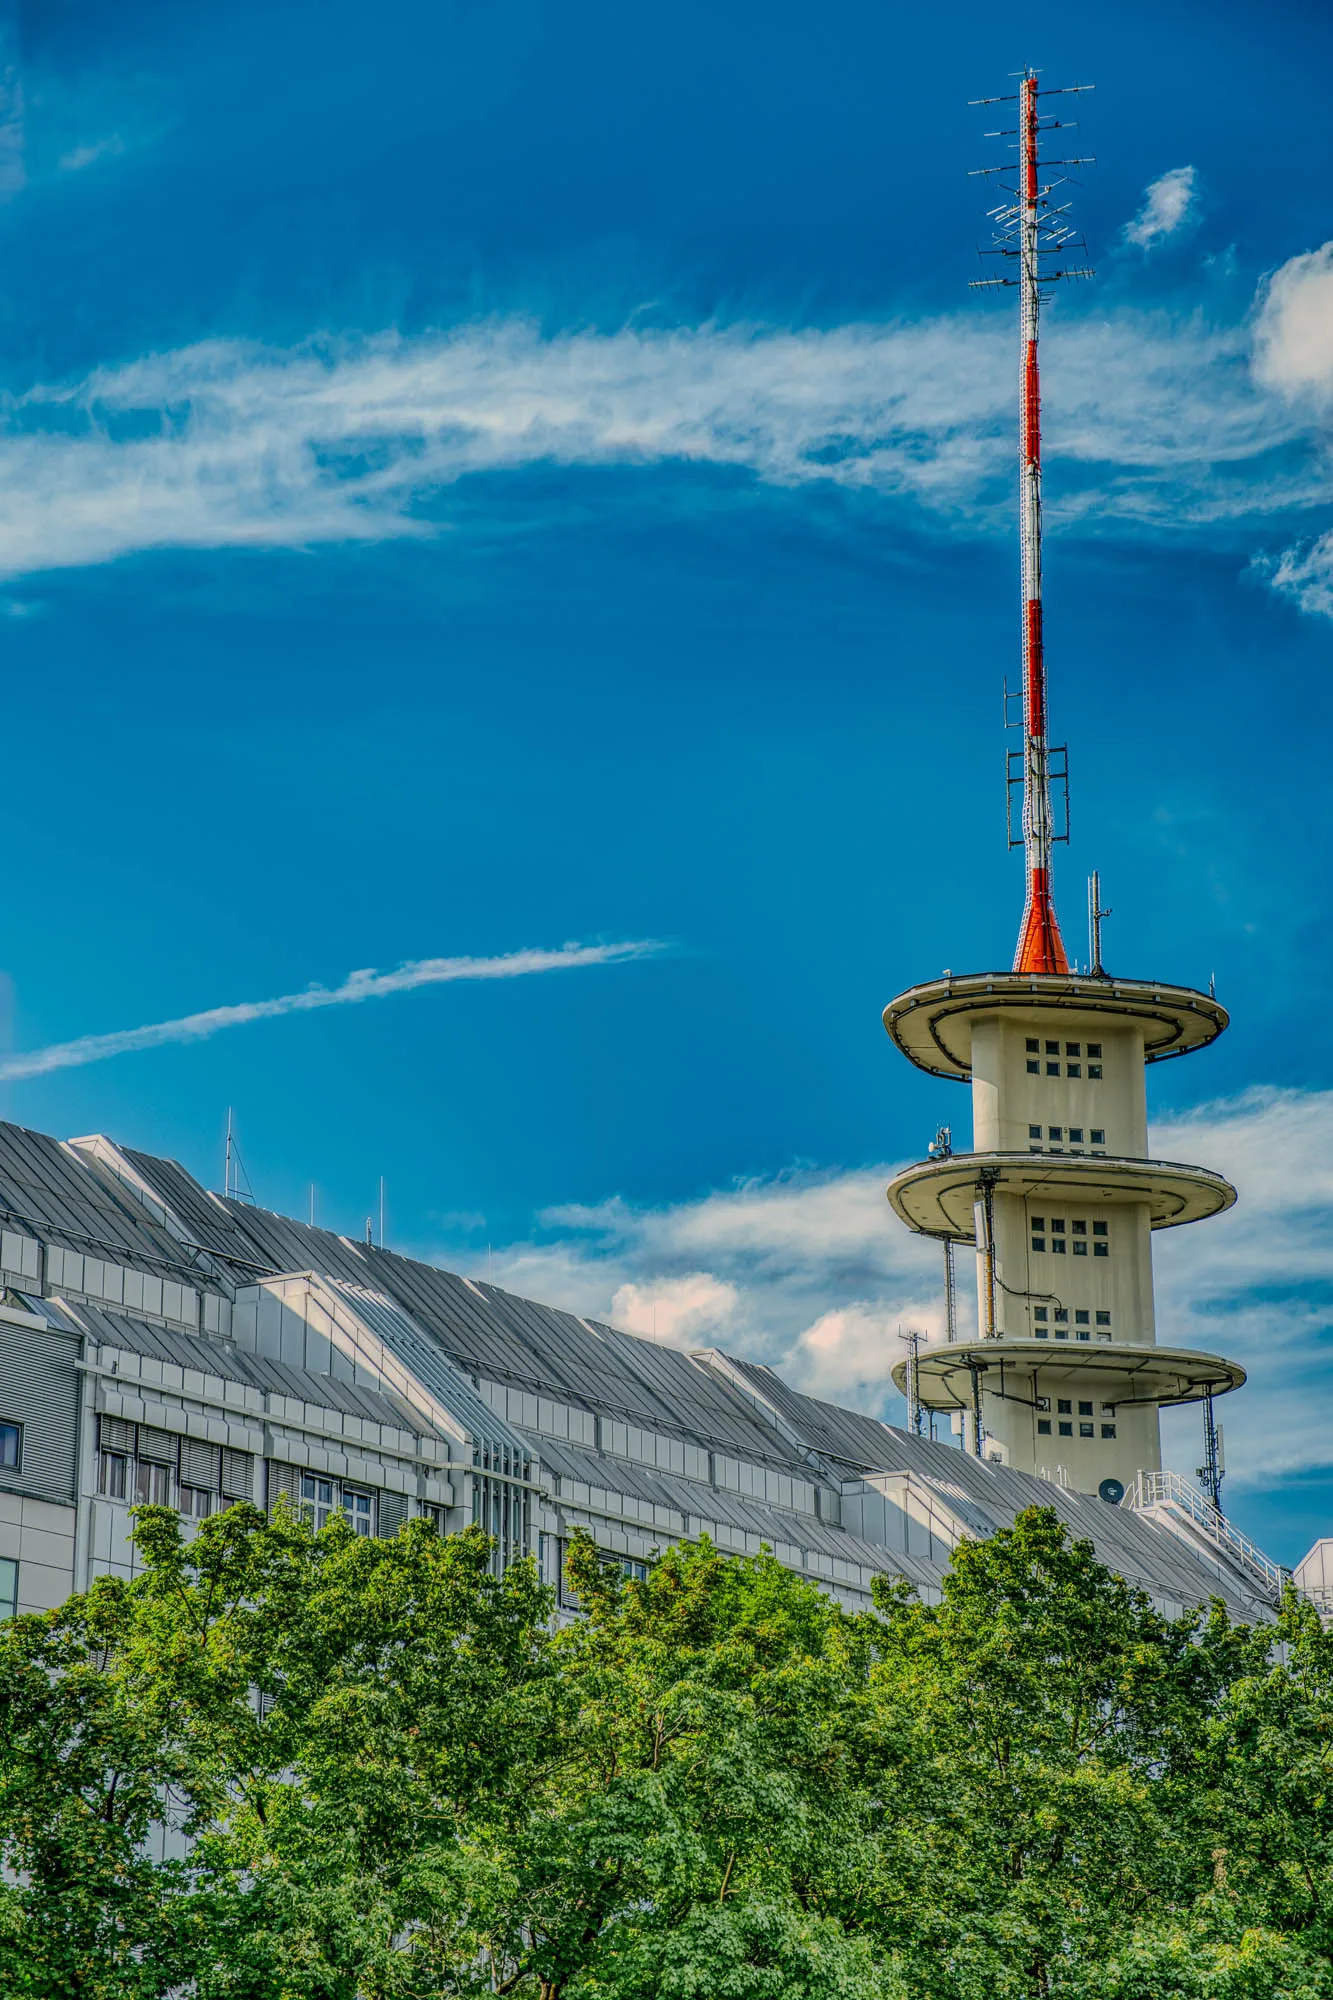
(1, 1501), (1331, 1999)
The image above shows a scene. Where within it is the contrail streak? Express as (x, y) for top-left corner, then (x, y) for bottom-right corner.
(0, 940), (664, 1082)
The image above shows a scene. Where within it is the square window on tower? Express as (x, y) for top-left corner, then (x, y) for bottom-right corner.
(1072, 1220), (1087, 1234)
(1078, 1402), (1092, 1416)
(1088, 1064), (1103, 1079)
(1029, 1124), (1042, 1139)
(1037, 1419), (1052, 1436)
(1045, 1041), (1059, 1055)
(1079, 1422), (1094, 1438)
(1034, 1306), (1048, 1321)
(1067, 1062), (1082, 1077)
(1096, 1310), (1111, 1326)
(1047, 1062), (1061, 1076)
(1075, 1311), (1089, 1326)
(1051, 1218), (1065, 1233)
(1093, 1220), (1108, 1236)
(1065, 1043), (1080, 1056)
(1058, 1421), (1073, 1437)
(1048, 1127), (1062, 1140)
(1101, 1424), (1117, 1439)
(1068, 1128), (1083, 1143)
(1027, 1060), (1040, 1074)
(1073, 1240), (1087, 1256)
(1052, 1238), (1066, 1253)
(1054, 1308), (1068, 1324)
(1058, 1400), (1072, 1415)
(1026, 1038), (1039, 1053)
(1087, 1044), (1102, 1058)
(1094, 1242), (1109, 1258)
(1031, 1235), (1046, 1252)
(1091, 1129), (1105, 1145)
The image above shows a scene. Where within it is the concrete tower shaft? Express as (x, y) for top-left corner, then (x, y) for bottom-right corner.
(883, 973), (1244, 1494)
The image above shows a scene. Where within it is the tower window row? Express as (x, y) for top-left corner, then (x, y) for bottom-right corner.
(1028, 1122), (1106, 1157)
(1032, 1306), (1112, 1342)
(1030, 1216), (1109, 1255)
(1037, 1397), (1116, 1438)
(1025, 1038), (1102, 1080)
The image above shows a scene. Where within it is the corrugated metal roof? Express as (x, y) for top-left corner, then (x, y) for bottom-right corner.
(64, 1298), (442, 1438)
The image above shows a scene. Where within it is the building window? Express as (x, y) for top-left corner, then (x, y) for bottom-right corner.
(1058, 1421), (1073, 1437)
(1096, 1310), (1111, 1326)
(1080, 1423), (1095, 1438)
(1026, 1038), (1039, 1053)
(0, 1422), (20, 1470)
(1046, 1061), (1061, 1076)
(1027, 1060), (1039, 1074)
(1034, 1307), (1048, 1321)
(1037, 1419), (1052, 1436)
(133, 1461), (173, 1506)
(1029, 1124), (1042, 1139)
(1065, 1043), (1080, 1056)
(1057, 1400), (1072, 1415)
(99, 1452), (128, 1500)
(1075, 1310), (1089, 1325)
(300, 1474), (338, 1531)
(1101, 1403), (1117, 1415)
(1101, 1424), (1117, 1439)
(1094, 1242), (1109, 1258)
(1079, 1401), (1093, 1416)
(1088, 1064), (1103, 1079)
(1048, 1126), (1062, 1141)
(342, 1489), (375, 1537)
(1067, 1062), (1082, 1078)
(182, 1487), (215, 1519)
(1045, 1041), (1059, 1055)
(1068, 1128), (1083, 1143)
(0, 1557), (15, 1621)
(1091, 1129), (1105, 1145)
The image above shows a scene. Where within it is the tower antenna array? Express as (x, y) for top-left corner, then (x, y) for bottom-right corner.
(970, 69), (1093, 973)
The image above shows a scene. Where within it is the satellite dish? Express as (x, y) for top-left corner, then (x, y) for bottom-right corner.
(1098, 1477), (1125, 1506)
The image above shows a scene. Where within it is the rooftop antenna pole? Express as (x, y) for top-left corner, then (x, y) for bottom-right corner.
(308, 1183), (316, 1228)
(1088, 870), (1112, 976)
(971, 68), (1093, 975)
(1198, 1391), (1225, 1514)
(224, 1107), (234, 1202)
(899, 1326), (925, 1436)
(944, 1240), (958, 1343)
(379, 1176), (385, 1253)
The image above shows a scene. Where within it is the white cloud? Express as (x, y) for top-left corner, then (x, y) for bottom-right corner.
(0, 938), (661, 1081)
(0, 301), (1321, 582)
(610, 1274), (740, 1344)
(459, 1086), (1333, 1490)
(1253, 244), (1333, 402)
(1124, 167), (1199, 249)
(58, 135), (124, 173)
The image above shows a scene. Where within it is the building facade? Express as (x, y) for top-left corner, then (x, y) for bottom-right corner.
(0, 1117), (1296, 1632)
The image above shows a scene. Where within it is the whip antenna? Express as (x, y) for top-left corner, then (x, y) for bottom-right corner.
(970, 69), (1094, 973)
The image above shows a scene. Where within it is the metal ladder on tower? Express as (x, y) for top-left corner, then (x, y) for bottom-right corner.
(1122, 1469), (1290, 1606)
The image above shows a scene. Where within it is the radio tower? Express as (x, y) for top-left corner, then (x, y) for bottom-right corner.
(971, 69), (1092, 973)
(880, 74), (1247, 1503)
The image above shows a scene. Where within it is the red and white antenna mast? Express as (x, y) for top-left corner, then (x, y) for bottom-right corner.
(971, 70), (1093, 975)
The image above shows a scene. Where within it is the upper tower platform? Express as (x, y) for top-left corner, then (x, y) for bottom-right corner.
(885, 971), (1227, 1081)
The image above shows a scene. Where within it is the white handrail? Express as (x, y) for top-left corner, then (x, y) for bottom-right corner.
(1124, 1469), (1289, 1598)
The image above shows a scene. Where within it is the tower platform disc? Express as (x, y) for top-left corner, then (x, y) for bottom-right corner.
(884, 972), (1228, 1081)
(886, 1150), (1236, 1241)
(890, 1337), (1246, 1411)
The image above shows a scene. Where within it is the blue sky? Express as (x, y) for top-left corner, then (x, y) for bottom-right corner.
(1, 0), (1332, 1558)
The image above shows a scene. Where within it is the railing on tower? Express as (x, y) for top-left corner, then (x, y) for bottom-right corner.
(1123, 1469), (1290, 1602)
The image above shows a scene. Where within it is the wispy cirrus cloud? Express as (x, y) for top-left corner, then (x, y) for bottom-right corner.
(0, 298), (1323, 583)
(0, 939), (662, 1081)
(1123, 166), (1199, 249)
(457, 1086), (1333, 1495)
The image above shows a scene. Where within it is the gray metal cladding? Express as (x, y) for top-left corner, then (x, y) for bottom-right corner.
(0, 1322), (81, 1502)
